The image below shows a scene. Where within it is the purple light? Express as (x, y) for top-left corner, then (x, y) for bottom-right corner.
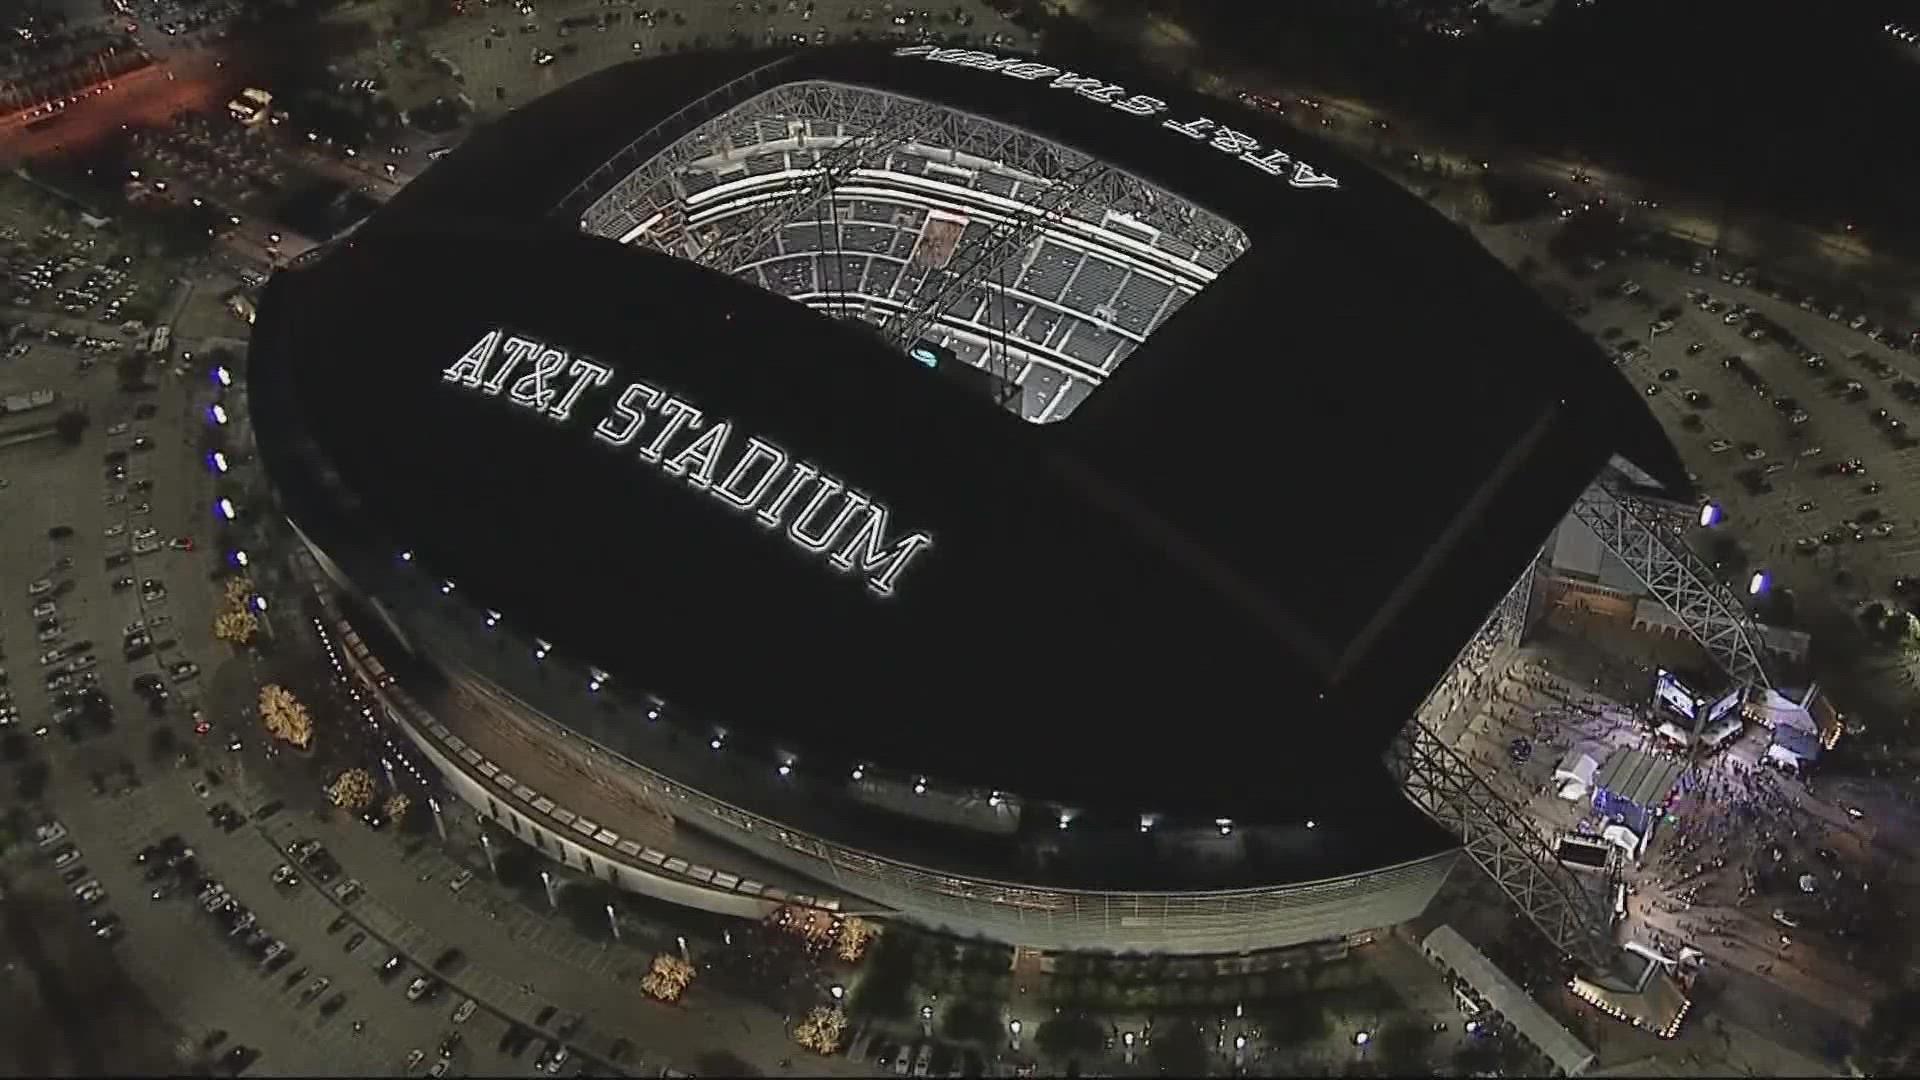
(1699, 502), (1722, 528)
(1749, 571), (1771, 597)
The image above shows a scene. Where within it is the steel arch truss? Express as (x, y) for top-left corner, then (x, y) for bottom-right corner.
(879, 155), (1117, 363)
(686, 91), (954, 275)
(1387, 714), (1615, 972)
(1571, 477), (1774, 694)
(1388, 554), (1618, 973)
(569, 79), (1249, 269)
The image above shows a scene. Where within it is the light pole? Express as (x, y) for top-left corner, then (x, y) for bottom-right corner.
(1008, 1020), (1022, 1053)
(1234, 1034), (1247, 1071)
(479, 833), (498, 877)
(676, 935), (689, 963)
(921, 1004), (934, 1038)
(830, 985), (845, 1004)
(605, 903), (620, 941)
(428, 797), (447, 843)
(540, 869), (558, 910)
(1122, 1032), (1136, 1066)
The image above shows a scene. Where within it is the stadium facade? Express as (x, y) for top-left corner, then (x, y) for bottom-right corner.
(249, 44), (1706, 955)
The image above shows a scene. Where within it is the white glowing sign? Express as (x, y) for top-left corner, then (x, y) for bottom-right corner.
(442, 330), (934, 597)
(892, 45), (1341, 191)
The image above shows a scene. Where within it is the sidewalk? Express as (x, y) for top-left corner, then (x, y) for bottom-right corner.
(275, 808), (878, 1076)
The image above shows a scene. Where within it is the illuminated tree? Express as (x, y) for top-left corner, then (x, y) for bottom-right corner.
(215, 608), (259, 645)
(640, 954), (695, 1003)
(792, 1006), (848, 1055)
(326, 767), (376, 811)
(835, 916), (877, 963)
(223, 577), (256, 610)
(384, 792), (411, 823)
(258, 684), (313, 749)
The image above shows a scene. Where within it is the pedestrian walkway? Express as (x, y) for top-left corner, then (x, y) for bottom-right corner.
(267, 810), (877, 1076)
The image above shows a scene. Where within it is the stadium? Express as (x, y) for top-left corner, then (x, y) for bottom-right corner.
(246, 43), (1744, 957)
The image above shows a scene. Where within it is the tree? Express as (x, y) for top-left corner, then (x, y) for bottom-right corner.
(1034, 1013), (1105, 1062)
(792, 1005), (848, 1055)
(1148, 1022), (1210, 1077)
(326, 767), (376, 811)
(55, 408), (90, 445)
(1858, 987), (1920, 1077)
(116, 351), (150, 389)
(1257, 997), (1333, 1048)
(1373, 1021), (1438, 1075)
(942, 999), (1004, 1045)
(148, 726), (177, 761)
(835, 915), (877, 962)
(215, 608), (260, 645)
(384, 792), (411, 823)
(223, 577), (256, 610)
(259, 684), (314, 749)
(640, 954), (695, 1003)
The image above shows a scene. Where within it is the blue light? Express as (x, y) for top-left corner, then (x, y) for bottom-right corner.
(909, 346), (939, 368)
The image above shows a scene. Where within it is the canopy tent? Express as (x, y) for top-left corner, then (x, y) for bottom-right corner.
(1554, 742), (1609, 800)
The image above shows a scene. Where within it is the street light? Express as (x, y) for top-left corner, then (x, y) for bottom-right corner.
(540, 869), (558, 909)
(606, 903), (621, 941)
(829, 985), (845, 1001)
(1008, 1020), (1022, 1052)
(921, 1004), (934, 1037)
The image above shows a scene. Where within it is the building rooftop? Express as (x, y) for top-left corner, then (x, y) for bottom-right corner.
(253, 44), (1687, 829)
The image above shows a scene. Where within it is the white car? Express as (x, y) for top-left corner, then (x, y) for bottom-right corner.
(448, 870), (474, 894)
(28, 577), (53, 596)
(133, 527), (158, 542)
(1649, 319), (1675, 336)
(1707, 439), (1733, 454)
(32, 600), (56, 619)
(107, 422), (130, 436)
(451, 999), (476, 1024)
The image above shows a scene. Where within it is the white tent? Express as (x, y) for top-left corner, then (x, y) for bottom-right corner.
(1554, 742), (1608, 800)
(1757, 688), (1818, 735)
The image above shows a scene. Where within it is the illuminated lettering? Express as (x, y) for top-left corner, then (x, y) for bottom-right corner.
(548, 359), (612, 423)
(756, 463), (821, 530)
(1290, 162), (1341, 189)
(1208, 126), (1261, 156)
(640, 398), (703, 463)
(451, 331), (932, 596)
(593, 380), (661, 447)
(1162, 116), (1216, 140)
(485, 335), (542, 396)
(1001, 62), (1061, 81)
(443, 330), (499, 387)
(713, 437), (789, 510)
(831, 508), (936, 598)
(663, 421), (731, 488)
(892, 47), (1339, 191)
(1049, 73), (1107, 95)
(1111, 94), (1168, 117)
(509, 346), (569, 412)
(787, 479), (866, 552)
(1241, 147), (1294, 176)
